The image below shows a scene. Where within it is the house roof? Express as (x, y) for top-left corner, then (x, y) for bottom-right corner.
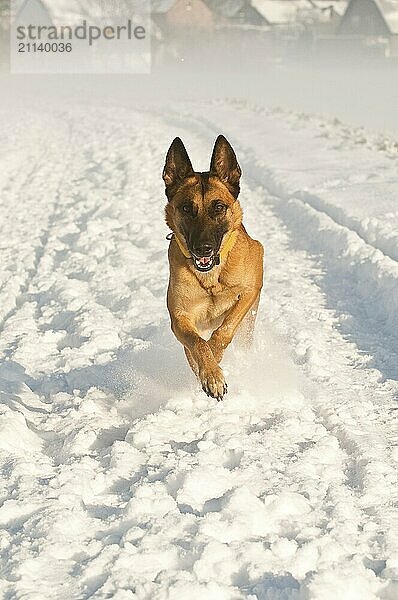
(14, 0), (398, 34)
(375, 0), (398, 33)
(151, 0), (177, 14)
(205, 0), (247, 18)
(312, 1), (348, 15)
(13, 0), (151, 24)
(252, 1), (348, 24)
(252, 1), (305, 24)
(338, 0), (398, 34)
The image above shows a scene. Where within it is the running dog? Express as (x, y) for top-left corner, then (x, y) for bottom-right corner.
(163, 135), (263, 400)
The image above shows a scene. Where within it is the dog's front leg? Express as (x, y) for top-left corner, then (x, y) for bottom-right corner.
(209, 289), (261, 362)
(171, 313), (227, 400)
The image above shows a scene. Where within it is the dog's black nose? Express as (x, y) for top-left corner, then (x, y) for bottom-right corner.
(193, 243), (213, 257)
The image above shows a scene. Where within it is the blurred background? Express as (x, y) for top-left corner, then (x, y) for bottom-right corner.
(1, 0), (398, 133)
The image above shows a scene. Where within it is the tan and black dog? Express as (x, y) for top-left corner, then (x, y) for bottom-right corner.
(163, 135), (263, 400)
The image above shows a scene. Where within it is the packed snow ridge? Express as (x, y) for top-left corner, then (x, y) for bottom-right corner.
(0, 101), (397, 600)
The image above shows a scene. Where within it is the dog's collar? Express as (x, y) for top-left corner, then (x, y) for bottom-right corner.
(218, 230), (238, 262)
(167, 230), (238, 264)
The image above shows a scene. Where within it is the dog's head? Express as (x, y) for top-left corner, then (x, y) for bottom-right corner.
(163, 135), (243, 272)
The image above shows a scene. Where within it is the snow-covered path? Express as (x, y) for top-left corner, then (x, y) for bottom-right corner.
(0, 103), (397, 600)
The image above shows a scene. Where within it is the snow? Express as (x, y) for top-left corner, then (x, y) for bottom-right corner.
(0, 99), (397, 599)
(253, 0), (310, 24)
(252, 0), (348, 24)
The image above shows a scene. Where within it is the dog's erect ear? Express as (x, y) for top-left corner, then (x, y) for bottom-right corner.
(210, 135), (241, 197)
(163, 137), (194, 194)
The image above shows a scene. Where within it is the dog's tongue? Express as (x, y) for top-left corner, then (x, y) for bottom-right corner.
(199, 256), (211, 266)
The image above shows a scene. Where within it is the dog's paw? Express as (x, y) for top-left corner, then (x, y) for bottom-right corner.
(199, 365), (228, 401)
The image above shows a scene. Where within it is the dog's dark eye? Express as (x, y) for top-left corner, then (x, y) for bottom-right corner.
(181, 203), (191, 214)
(214, 202), (226, 214)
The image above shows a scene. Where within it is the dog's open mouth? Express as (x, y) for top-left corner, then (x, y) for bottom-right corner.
(192, 254), (216, 272)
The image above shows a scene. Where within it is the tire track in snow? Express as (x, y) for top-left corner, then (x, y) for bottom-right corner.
(0, 147), (48, 325)
(244, 186), (398, 597)
(0, 111), (74, 343)
(290, 189), (398, 264)
(0, 109), (150, 598)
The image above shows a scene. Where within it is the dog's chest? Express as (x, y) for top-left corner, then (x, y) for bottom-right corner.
(193, 276), (239, 332)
